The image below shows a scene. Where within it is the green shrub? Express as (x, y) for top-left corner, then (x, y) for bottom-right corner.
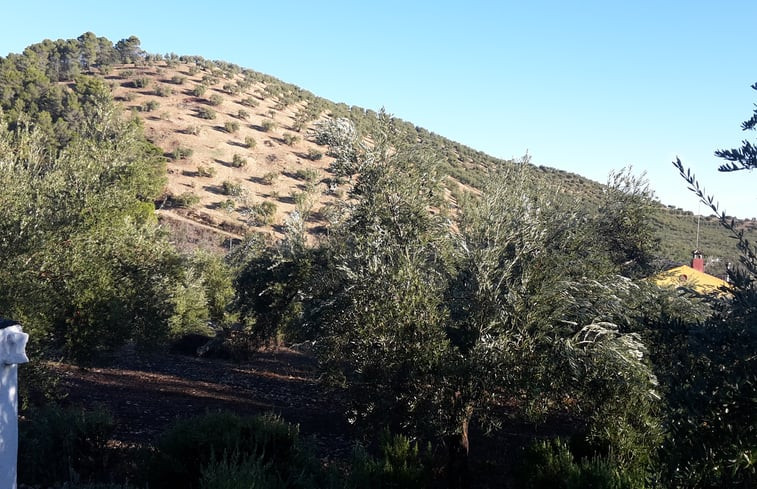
(197, 107), (216, 119)
(121, 69), (134, 79)
(237, 109), (249, 120)
(224, 121), (240, 133)
(202, 74), (219, 85)
(197, 165), (216, 177)
(240, 96), (258, 108)
(261, 171), (278, 185)
(295, 168), (320, 183)
(515, 438), (646, 489)
(223, 83), (240, 95)
(244, 136), (257, 149)
(148, 412), (318, 489)
(188, 65), (200, 76)
(132, 77), (150, 88)
(174, 192), (201, 208)
(171, 75), (187, 85)
(141, 100), (159, 112)
(231, 154), (247, 168)
(19, 404), (115, 485)
(209, 93), (224, 106)
(220, 199), (236, 212)
(200, 453), (284, 489)
(260, 119), (277, 132)
(222, 180), (243, 196)
(172, 146), (194, 160)
(192, 84), (208, 97)
(249, 200), (277, 226)
(154, 84), (174, 97)
(307, 148), (323, 161)
(282, 133), (300, 146)
(346, 431), (432, 489)
(185, 125), (202, 136)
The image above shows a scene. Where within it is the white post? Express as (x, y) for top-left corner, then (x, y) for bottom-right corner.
(0, 324), (29, 489)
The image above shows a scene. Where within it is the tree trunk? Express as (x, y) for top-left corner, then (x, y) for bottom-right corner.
(446, 407), (473, 489)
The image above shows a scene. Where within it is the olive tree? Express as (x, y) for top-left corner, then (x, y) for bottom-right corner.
(301, 114), (663, 485)
(664, 84), (757, 488)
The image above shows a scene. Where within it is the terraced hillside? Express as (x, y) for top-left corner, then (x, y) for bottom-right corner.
(103, 57), (752, 272)
(3, 39), (754, 270)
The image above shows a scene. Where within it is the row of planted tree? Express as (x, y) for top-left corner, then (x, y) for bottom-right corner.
(0, 35), (754, 488)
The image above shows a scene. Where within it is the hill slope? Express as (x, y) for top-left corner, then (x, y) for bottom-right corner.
(2, 36), (755, 274)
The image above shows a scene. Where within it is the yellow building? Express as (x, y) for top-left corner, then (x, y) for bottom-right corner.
(653, 251), (730, 295)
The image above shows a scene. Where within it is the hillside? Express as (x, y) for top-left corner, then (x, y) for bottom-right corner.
(106, 57), (755, 273)
(2, 36), (755, 271)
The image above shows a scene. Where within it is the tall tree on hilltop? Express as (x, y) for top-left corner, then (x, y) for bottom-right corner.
(114, 35), (143, 64)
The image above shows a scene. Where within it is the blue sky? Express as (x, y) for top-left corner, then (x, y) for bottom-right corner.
(2, 0), (756, 217)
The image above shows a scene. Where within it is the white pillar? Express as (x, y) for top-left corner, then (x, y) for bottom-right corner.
(0, 324), (29, 489)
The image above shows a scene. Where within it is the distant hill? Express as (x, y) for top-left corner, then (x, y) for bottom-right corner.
(2, 34), (754, 275)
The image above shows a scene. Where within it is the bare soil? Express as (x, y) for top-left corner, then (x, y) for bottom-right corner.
(46, 347), (568, 488)
(50, 347), (355, 462)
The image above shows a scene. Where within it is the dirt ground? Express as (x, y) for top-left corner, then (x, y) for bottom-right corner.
(50, 347), (355, 463)
(46, 346), (563, 488)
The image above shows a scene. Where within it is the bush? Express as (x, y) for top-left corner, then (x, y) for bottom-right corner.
(174, 192), (201, 208)
(295, 168), (320, 183)
(132, 77), (150, 88)
(231, 154), (247, 168)
(171, 146), (194, 160)
(171, 75), (187, 85)
(224, 121), (240, 134)
(198, 107), (216, 119)
(244, 136), (257, 149)
(192, 84), (208, 97)
(261, 171), (278, 185)
(221, 199), (236, 212)
(202, 74), (219, 85)
(154, 84), (174, 97)
(19, 404), (115, 486)
(249, 201), (277, 226)
(237, 109), (250, 120)
(197, 165), (216, 177)
(515, 438), (646, 489)
(346, 430), (432, 489)
(282, 133), (300, 146)
(223, 83), (240, 95)
(240, 96), (259, 108)
(200, 453), (284, 489)
(306, 148), (323, 161)
(185, 125), (202, 136)
(148, 412), (319, 489)
(222, 180), (243, 196)
(141, 100), (160, 112)
(260, 119), (277, 132)
(208, 93), (224, 106)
